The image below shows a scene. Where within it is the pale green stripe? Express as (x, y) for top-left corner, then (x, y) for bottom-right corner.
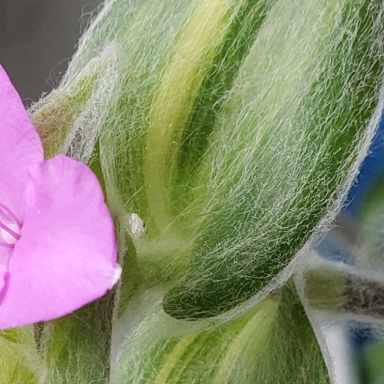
(144, 0), (240, 232)
(153, 333), (198, 384)
(213, 300), (278, 383)
(168, 333), (211, 383)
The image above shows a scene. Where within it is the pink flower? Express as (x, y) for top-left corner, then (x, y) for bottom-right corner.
(0, 65), (120, 329)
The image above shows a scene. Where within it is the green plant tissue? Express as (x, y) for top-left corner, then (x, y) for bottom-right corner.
(24, 0), (384, 382)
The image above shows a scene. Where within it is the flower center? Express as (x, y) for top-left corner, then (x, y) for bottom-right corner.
(0, 202), (22, 248)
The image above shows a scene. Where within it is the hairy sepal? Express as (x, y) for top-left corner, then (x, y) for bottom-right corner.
(163, 0), (384, 318)
(110, 283), (330, 384)
(52, 0), (384, 320)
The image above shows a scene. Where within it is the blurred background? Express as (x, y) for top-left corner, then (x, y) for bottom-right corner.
(1, 1), (384, 383)
(0, 0), (102, 106)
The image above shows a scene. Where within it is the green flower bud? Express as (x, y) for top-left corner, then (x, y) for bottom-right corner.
(36, 0), (384, 321)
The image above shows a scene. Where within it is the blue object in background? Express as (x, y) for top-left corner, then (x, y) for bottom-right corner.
(346, 113), (384, 217)
(343, 114), (384, 383)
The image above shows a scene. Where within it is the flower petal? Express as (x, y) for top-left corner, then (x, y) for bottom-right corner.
(0, 155), (120, 328)
(0, 65), (44, 219)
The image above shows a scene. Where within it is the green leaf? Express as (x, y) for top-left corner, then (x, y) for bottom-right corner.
(111, 282), (330, 384)
(39, 294), (114, 384)
(163, 0), (384, 318)
(54, 0), (384, 321)
(30, 43), (119, 160)
(0, 326), (42, 383)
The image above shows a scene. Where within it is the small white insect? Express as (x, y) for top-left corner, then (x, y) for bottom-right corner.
(128, 213), (146, 238)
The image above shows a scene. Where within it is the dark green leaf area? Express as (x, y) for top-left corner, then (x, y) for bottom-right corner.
(163, 0), (384, 320)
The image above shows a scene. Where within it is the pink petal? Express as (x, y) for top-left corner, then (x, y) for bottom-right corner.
(0, 248), (12, 296)
(0, 155), (120, 328)
(0, 65), (43, 219)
